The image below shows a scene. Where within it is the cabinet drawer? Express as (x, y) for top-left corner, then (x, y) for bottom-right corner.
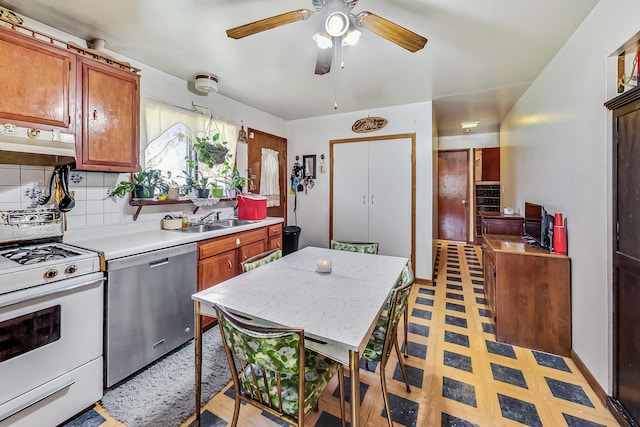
(239, 240), (267, 265)
(268, 224), (282, 237)
(198, 227), (268, 259)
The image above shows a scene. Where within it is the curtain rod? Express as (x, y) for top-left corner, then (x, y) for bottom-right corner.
(141, 94), (239, 126)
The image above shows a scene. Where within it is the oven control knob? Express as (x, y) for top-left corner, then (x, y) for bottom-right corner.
(44, 269), (58, 279)
(65, 265), (78, 274)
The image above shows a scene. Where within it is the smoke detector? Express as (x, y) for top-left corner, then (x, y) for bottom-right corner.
(194, 73), (219, 94)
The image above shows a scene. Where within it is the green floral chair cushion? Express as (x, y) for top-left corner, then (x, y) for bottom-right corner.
(330, 240), (379, 255)
(241, 249), (282, 272)
(217, 307), (340, 419)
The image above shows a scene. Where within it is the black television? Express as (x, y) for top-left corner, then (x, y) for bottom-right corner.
(524, 202), (554, 250)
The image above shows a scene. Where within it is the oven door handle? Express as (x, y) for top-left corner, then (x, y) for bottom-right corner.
(0, 379), (76, 422)
(0, 277), (106, 309)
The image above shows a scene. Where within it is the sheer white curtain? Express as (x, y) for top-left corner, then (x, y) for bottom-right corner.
(260, 148), (280, 207)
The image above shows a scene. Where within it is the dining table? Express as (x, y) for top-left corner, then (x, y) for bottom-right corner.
(192, 246), (409, 427)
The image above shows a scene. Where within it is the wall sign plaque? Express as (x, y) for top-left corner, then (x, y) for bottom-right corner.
(352, 116), (388, 133)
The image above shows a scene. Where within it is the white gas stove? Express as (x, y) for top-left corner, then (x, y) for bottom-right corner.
(0, 208), (104, 427)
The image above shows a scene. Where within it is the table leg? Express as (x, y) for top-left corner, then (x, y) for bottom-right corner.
(194, 301), (203, 427)
(349, 350), (360, 427)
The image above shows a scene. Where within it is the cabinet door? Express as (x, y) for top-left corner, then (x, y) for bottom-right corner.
(239, 240), (267, 268)
(198, 249), (238, 291)
(0, 29), (75, 130)
(268, 224), (282, 251)
(368, 138), (412, 257)
(332, 142), (369, 242)
(76, 58), (140, 172)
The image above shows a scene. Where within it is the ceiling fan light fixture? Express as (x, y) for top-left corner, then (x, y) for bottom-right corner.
(325, 11), (349, 37)
(342, 28), (361, 46)
(194, 73), (219, 94)
(313, 32), (333, 49)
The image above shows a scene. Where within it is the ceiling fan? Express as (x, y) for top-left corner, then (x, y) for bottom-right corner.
(226, 0), (427, 75)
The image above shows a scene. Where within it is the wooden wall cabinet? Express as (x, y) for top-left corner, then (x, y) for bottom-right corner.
(74, 58), (140, 172)
(0, 28), (75, 130)
(197, 226), (270, 328)
(0, 24), (140, 172)
(481, 213), (524, 236)
(483, 234), (571, 356)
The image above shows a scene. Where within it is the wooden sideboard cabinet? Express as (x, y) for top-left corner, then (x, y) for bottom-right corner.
(481, 213), (524, 236)
(483, 234), (571, 356)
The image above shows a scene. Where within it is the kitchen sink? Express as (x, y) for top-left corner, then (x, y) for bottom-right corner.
(175, 219), (253, 233)
(215, 219), (253, 227)
(176, 223), (226, 233)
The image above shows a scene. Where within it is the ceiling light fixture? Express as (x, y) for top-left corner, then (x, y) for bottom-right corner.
(194, 73), (219, 94)
(342, 28), (361, 46)
(325, 11), (349, 37)
(313, 31), (333, 49)
(460, 121), (480, 129)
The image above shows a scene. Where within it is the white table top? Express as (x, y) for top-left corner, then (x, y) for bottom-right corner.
(192, 246), (409, 364)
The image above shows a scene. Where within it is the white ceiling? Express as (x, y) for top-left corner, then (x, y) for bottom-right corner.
(0, 0), (599, 136)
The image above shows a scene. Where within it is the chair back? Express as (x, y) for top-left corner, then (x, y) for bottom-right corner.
(215, 305), (306, 423)
(241, 248), (282, 272)
(383, 281), (413, 359)
(330, 240), (379, 254)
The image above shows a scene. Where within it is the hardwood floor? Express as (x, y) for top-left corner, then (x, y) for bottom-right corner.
(64, 241), (618, 426)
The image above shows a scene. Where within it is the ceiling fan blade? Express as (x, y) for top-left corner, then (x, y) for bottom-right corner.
(355, 11), (427, 53)
(227, 10), (312, 39)
(315, 46), (333, 75)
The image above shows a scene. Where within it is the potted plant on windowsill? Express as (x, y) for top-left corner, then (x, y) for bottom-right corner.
(194, 171), (211, 199)
(111, 167), (169, 199)
(219, 163), (245, 199)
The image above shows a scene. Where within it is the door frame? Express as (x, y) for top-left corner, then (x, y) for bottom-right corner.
(329, 133), (416, 268)
(437, 148), (470, 243)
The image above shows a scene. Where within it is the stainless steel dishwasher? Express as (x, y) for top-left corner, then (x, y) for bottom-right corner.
(104, 242), (197, 387)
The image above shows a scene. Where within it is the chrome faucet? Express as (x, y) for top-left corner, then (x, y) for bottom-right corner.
(200, 211), (221, 223)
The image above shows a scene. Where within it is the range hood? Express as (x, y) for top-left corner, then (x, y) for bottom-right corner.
(0, 127), (76, 167)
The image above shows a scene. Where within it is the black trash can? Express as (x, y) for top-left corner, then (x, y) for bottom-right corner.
(282, 226), (301, 255)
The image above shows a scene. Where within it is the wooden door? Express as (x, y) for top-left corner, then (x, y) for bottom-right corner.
(368, 138), (412, 257)
(247, 128), (287, 219)
(438, 150), (469, 242)
(610, 91), (640, 425)
(76, 58), (139, 172)
(331, 142), (369, 243)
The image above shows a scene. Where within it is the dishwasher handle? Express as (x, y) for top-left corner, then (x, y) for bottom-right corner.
(149, 258), (169, 268)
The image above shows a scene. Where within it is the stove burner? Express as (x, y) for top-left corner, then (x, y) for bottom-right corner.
(2, 245), (81, 265)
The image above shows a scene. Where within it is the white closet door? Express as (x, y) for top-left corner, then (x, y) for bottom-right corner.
(333, 142), (369, 243)
(368, 138), (412, 258)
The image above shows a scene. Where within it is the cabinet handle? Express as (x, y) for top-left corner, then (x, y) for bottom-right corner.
(92, 110), (98, 120)
(363, 195), (366, 205)
(277, 242), (281, 248)
(243, 254), (247, 260)
(371, 194), (374, 204)
(227, 260), (232, 271)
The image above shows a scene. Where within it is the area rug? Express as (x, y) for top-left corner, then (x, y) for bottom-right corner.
(101, 326), (231, 427)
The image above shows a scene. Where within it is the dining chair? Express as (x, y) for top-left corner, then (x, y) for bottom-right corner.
(330, 240), (379, 254)
(361, 280), (414, 427)
(214, 304), (346, 427)
(241, 248), (282, 272)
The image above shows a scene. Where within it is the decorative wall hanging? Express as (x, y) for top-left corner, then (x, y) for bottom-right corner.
(352, 116), (388, 133)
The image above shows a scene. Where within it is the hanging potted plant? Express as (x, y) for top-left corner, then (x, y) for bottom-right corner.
(194, 133), (228, 168)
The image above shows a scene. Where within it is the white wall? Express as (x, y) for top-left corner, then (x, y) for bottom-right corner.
(286, 102), (434, 280)
(500, 0), (640, 392)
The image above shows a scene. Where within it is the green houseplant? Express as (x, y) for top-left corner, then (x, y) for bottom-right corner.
(219, 163), (245, 198)
(111, 167), (169, 199)
(194, 171), (211, 199)
(194, 133), (228, 168)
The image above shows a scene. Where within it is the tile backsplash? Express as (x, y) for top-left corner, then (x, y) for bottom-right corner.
(0, 164), (237, 230)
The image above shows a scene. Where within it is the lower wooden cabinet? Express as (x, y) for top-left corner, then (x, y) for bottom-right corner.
(268, 224), (283, 251)
(197, 225), (271, 328)
(483, 234), (571, 356)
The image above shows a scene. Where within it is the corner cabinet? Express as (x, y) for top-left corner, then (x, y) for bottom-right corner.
(0, 27), (75, 130)
(74, 57), (140, 172)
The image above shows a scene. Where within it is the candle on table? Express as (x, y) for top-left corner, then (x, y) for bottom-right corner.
(316, 258), (332, 274)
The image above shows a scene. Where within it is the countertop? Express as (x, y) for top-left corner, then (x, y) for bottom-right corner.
(64, 217), (284, 261)
(483, 234), (567, 257)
